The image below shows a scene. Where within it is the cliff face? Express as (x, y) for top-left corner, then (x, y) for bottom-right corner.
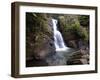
(26, 13), (55, 60)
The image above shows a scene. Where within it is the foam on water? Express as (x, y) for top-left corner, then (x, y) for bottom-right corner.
(52, 19), (69, 51)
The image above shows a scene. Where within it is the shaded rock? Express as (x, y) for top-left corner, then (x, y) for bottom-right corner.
(67, 59), (83, 65)
(26, 13), (55, 61)
(26, 59), (48, 67)
(27, 33), (55, 60)
(67, 49), (89, 65)
(67, 40), (78, 48)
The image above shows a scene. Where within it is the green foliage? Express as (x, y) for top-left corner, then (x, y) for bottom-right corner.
(58, 15), (88, 41)
(79, 28), (88, 41)
(78, 15), (89, 27)
(26, 13), (52, 36)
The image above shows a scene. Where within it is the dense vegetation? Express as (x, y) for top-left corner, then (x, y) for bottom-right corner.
(58, 15), (89, 48)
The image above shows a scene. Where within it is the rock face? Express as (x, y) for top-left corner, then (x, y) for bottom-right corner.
(32, 34), (55, 60)
(26, 13), (55, 61)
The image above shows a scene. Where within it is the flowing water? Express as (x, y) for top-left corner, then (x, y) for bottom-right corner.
(52, 19), (69, 51)
(52, 19), (76, 64)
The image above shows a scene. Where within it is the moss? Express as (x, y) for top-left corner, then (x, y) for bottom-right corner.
(58, 15), (88, 42)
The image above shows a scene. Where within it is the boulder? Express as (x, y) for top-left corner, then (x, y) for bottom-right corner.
(67, 49), (89, 65)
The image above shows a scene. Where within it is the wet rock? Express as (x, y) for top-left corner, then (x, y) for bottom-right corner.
(67, 49), (89, 65)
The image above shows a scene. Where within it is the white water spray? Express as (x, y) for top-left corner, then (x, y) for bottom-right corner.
(52, 19), (69, 51)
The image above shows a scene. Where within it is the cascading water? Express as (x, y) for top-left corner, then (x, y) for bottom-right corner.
(52, 19), (69, 51)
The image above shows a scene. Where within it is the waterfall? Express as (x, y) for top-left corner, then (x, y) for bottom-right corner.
(52, 19), (68, 51)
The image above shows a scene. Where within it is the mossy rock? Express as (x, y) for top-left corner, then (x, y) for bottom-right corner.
(26, 13), (55, 59)
(58, 15), (89, 48)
